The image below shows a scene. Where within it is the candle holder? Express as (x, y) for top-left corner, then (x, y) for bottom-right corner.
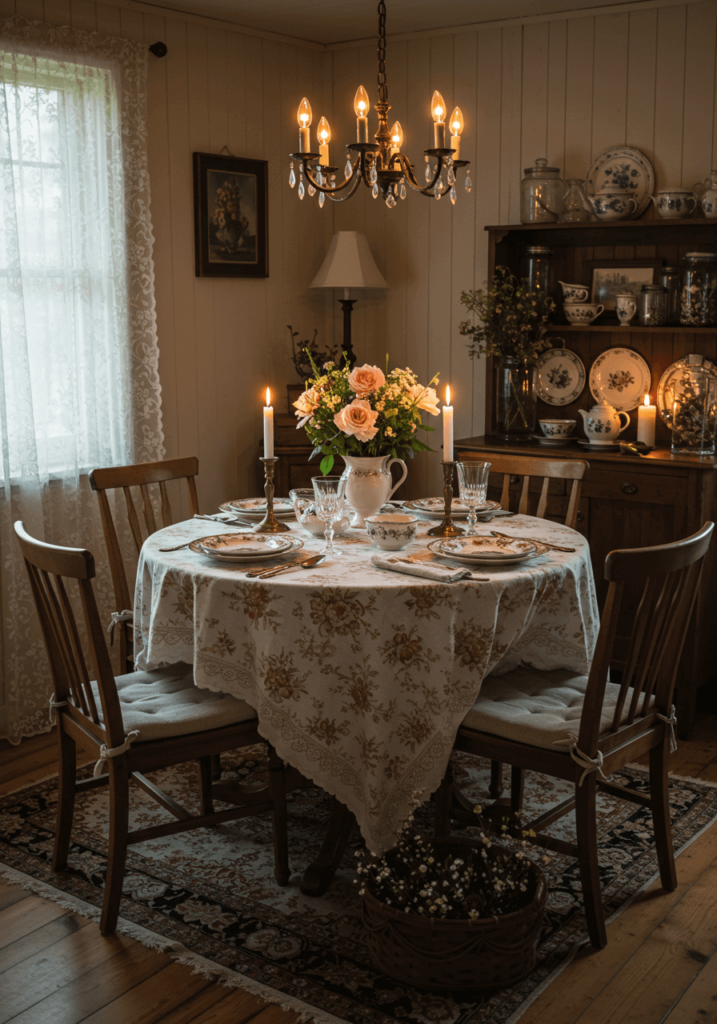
(427, 462), (465, 537)
(253, 458), (291, 533)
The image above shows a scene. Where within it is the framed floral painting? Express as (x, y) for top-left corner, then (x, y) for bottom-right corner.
(193, 152), (268, 277)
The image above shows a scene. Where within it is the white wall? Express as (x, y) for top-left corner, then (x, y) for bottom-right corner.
(325, 0), (717, 496)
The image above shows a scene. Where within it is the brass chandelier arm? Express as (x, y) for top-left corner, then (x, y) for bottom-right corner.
(327, 171), (364, 202)
(397, 152), (446, 195)
(295, 155), (361, 195)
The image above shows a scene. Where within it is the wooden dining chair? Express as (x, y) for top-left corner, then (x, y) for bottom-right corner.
(89, 458), (200, 676)
(15, 521), (290, 935)
(435, 522), (714, 950)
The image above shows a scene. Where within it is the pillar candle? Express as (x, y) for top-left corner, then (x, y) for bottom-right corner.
(263, 388), (274, 459)
(637, 395), (656, 447)
(443, 386), (454, 462)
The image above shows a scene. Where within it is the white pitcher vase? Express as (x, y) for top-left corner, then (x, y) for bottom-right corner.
(340, 455), (408, 528)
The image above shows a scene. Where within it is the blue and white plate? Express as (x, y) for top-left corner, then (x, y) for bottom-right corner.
(536, 348), (586, 406)
(586, 146), (655, 220)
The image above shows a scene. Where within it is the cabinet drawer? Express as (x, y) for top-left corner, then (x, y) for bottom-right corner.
(582, 469), (685, 506)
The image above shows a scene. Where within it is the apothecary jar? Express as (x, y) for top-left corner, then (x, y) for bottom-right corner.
(520, 158), (564, 223)
(669, 363), (717, 457)
(681, 252), (717, 326)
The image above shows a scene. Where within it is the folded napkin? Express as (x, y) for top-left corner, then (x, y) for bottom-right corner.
(371, 553), (476, 582)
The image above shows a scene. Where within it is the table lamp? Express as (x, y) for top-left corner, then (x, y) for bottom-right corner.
(309, 231), (387, 368)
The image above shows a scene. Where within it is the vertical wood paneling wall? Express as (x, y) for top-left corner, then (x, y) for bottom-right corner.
(328, 0), (717, 496)
(4, 0), (717, 505)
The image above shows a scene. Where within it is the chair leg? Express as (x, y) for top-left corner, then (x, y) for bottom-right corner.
(510, 766), (525, 816)
(575, 775), (607, 950)
(649, 742), (677, 892)
(434, 764), (453, 838)
(489, 760), (504, 799)
(198, 756), (215, 815)
(52, 722), (76, 872)
(100, 760), (130, 935)
(210, 753), (222, 781)
(267, 745), (290, 886)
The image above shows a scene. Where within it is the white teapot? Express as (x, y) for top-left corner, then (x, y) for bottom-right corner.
(578, 399), (630, 442)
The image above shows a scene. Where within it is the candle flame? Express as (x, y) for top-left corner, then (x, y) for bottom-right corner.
(643, 393), (650, 407)
(265, 387), (271, 407)
(445, 385), (451, 406)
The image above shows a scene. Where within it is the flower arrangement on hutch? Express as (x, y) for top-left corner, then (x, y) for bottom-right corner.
(459, 267), (556, 439)
(293, 357), (440, 526)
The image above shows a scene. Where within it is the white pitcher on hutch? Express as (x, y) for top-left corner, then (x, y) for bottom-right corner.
(341, 456), (408, 528)
(579, 399), (630, 442)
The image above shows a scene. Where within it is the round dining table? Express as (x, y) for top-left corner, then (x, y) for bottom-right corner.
(134, 513), (599, 861)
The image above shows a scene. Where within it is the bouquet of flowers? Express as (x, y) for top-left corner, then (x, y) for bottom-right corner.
(458, 266), (555, 365)
(293, 356), (440, 475)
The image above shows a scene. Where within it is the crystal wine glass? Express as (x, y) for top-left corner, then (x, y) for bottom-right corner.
(456, 461), (491, 536)
(312, 476), (348, 556)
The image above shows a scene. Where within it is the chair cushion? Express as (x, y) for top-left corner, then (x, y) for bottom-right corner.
(90, 664), (257, 742)
(462, 667), (651, 751)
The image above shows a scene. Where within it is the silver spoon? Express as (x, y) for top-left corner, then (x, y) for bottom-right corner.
(247, 554), (326, 579)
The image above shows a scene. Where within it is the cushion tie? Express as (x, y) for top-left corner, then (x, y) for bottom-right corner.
(107, 610), (133, 647)
(566, 743), (608, 787)
(656, 705), (678, 754)
(93, 730), (140, 778)
(49, 694), (68, 725)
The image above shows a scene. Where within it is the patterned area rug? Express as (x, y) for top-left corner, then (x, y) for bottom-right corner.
(1, 749), (716, 1024)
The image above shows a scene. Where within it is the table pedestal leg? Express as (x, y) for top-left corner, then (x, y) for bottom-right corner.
(300, 797), (355, 897)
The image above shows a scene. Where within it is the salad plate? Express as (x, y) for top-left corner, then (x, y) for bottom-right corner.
(404, 498), (500, 520)
(656, 353), (717, 425)
(220, 500), (295, 520)
(190, 535), (304, 562)
(585, 146), (655, 219)
(535, 348), (586, 406)
(589, 347), (651, 412)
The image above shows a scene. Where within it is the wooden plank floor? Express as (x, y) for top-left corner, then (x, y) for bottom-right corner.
(2, 713), (717, 1024)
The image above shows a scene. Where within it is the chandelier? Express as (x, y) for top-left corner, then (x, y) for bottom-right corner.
(288, 0), (471, 209)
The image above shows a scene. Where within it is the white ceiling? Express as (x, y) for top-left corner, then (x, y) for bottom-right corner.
(132, 0), (650, 46)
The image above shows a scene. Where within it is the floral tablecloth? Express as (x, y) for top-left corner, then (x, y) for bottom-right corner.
(134, 515), (599, 852)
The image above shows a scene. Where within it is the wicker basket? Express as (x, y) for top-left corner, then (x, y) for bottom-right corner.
(362, 837), (547, 995)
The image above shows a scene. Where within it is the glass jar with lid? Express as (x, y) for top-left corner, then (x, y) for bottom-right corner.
(521, 246), (558, 318)
(638, 284), (667, 327)
(560, 179), (590, 222)
(659, 266), (681, 325)
(520, 158), (565, 223)
(681, 252), (717, 326)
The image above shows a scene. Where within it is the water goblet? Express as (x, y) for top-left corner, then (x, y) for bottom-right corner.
(312, 476), (348, 556)
(456, 461), (491, 535)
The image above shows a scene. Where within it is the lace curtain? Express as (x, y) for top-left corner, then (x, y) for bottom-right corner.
(0, 17), (164, 744)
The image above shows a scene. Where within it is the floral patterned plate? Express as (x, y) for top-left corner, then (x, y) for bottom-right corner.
(193, 534), (302, 562)
(440, 536), (537, 561)
(535, 348), (586, 406)
(589, 347), (651, 412)
(586, 146), (655, 219)
(405, 498), (500, 519)
(656, 353), (717, 425)
(220, 500), (295, 520)
(427, 538), (542, 567)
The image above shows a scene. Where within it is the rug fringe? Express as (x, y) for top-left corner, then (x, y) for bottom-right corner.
(0, 863), (347, 1024)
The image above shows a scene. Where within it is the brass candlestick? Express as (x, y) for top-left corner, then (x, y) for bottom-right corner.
(427, 461), (465, 537)
(253, 458), (290, 533)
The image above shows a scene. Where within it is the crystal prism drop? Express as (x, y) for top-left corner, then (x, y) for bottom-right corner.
(331, 174), (336, 186)
(465, 175), (472, 193)
(298, 181), (305, 200)
(372, 182), (379, 199)
(370, 165), (377, 184)
(436, 177), (445, 194)
(447, 165), (455, 185)
(450, 186), (457, 205)
(319, 191), (325, 208)
(345, 157), (352, 177)
(288, 163), (296, 188)
(425, 162), (432, 183)
(434, 183), (441, 200)
(308, 183), (316, 197)
(385, 192), (396, 208)
(316, 169), (323, 186)
(400, 181), (407, 200)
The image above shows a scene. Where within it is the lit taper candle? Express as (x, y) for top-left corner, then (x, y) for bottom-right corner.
(317, 116), (331, 165)
(297, 97), (312, 153)
(449, 107), (464, 159)
(354, 86), (370, 143)
(443, 385), (454, 461)
(432, 91), (446, 149)
(263, 388), (274, 459)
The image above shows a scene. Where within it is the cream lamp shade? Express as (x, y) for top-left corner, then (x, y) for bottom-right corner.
(310, 231), (387, 297)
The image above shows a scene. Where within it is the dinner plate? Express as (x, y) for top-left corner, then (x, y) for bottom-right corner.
(656, 353), (717, 426)
(535, 348), (586, 406)
(427, 539), (542, 567)
(220, 501), (295, 520)
(404, 498), (500, 519)
(199, 533), (294, 556)
(585, 146), (655, 219)
(440, 536), (538, 561)
(589, 347), (651, 412)
(190, 536), (304, 562)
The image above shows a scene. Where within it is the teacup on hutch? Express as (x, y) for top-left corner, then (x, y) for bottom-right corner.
(586, 188), (637, 221)
(648, 188), (698, 220)
(559, 281), (589, 303)
(578, 399), (630, 442)
(615, 292), (637, 326)
(365, 513), (418, 551)
(563, 302), (604, 324)
(539, 419), (576, 438)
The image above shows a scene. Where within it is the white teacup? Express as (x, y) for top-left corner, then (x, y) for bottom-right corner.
(366, 513), (418, 551)
(563, 302), (604, 324)
(559, 281), (589, 303)
(649, 189), (697, 220)
(539, 419), (576, 438)
(615, 293), (637, 326)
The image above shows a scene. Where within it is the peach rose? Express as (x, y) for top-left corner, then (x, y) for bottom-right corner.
(294, 386), (322, 429)
(334, 399), (379, 443)
(407, 383), (440, 416)
(348, 363), (386, 396)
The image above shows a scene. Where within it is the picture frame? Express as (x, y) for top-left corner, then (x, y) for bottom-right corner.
(588, 260), (662, 311)
(193, 152), (268, 278)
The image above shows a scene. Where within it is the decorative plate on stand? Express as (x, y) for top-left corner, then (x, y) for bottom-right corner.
(536, 348), (586, 406)
(656, 353), (717, 425)
(589, 347), (651, 411)
(585, 146), (655, 219)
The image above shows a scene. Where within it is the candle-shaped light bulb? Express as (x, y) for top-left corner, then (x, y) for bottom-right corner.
(449, 106), (464, 159)
(389, 121), (403, 158)
(354, 85), (370, 143)
(637, 392), (656, 448)
(263, 388), (274, 459)
(317, 116), (331, 165)
(431, 90), (446, 148)
(297, 97), (312, 153)
(443, 385), (454, 462)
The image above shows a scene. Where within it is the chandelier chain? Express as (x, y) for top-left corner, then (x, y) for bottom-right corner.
(377, 0), (387, 104)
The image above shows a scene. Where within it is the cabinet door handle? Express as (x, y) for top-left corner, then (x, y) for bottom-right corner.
(510, 475), (520, 485)
(621, 482), (639, 495)
(576, 510), (585, 522)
